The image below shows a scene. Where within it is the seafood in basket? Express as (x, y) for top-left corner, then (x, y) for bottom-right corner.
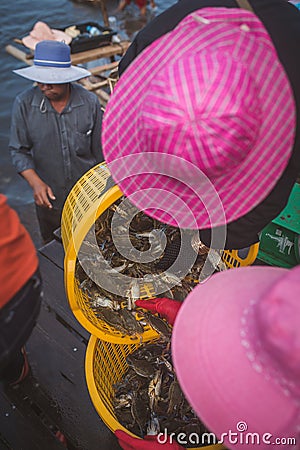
(75, 196), (226, 338)
(112, 339), (210, 447)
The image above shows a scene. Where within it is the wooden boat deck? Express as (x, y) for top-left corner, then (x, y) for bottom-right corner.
(0, 238), (121, 450)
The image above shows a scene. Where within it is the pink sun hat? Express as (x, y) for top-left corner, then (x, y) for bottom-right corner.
(102, 7), (296, 230)
(22, 21), (72, 50)
(172, 265), (300, 449)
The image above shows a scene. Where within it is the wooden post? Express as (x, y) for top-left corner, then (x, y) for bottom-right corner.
(97, 0), (109, 27)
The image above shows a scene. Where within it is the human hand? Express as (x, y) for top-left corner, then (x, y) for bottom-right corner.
(21, 169), (56, 208)
(115, 430), (185, 450)
(135, 297), (181, 326)
(32, 180), (56, 208)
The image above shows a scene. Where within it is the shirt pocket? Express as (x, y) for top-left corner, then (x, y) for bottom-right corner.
(75, 128), (92, 157)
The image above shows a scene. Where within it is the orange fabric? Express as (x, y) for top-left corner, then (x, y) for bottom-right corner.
(0, 194), (38, 307)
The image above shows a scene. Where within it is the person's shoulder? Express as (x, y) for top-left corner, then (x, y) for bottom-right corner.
(72, 82), (94, 97)
(254, 0), (300, 21)
(72, 83), (99, 102)
(15, 85), (38, 103)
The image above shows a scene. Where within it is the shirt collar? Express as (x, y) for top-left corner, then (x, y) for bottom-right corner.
(31, 83), (85, 110)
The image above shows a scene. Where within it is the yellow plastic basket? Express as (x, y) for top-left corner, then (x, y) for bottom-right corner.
(63, 164), (161, 344)
(61, 162), (112, 252)
(221, 243), (259, 268)
(85, 335), (225, 450)
(63, 164), (259, 344)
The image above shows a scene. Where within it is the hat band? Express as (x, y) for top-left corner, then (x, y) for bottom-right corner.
(34, 58), (71, 68)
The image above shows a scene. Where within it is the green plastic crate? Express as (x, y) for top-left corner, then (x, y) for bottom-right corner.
(257, 183), (300, 268)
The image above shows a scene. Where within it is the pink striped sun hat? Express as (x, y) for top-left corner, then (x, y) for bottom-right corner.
(103, 8), (296, 229)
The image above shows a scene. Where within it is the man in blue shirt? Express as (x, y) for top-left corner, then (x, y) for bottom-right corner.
(10, 40), (103, 243)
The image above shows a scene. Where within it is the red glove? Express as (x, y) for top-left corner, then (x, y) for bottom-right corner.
(135, 298), (182, 326)
(115, 430), (185, 450)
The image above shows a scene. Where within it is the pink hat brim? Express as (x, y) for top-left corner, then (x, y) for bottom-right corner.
(172, 266), (299, 449)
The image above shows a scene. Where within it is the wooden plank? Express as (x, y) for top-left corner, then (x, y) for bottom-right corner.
(5, 44), (33, 65)
(25, 302), (121, 450)
(81, 79), (109, 91)
(94, 88), (110, 104)
(89, 61), (119, 75)
(39, 239), (64, 270)
(70, 41), (131, 65)
(0, 386), (66, 450)
(38, 246), (90, 342)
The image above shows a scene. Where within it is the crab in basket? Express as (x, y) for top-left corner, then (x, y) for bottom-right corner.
(75, 196), (226, 338)
(112, 339), (210, 447)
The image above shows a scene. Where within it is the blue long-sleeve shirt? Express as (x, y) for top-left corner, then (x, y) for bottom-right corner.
(9, 83), (103, 210)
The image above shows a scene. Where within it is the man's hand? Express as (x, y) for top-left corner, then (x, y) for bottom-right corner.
(32, 181), (56, 208)
(115, 430), (185, 450)
(135, 297), (181, 326)
(21, 169), (56, 208)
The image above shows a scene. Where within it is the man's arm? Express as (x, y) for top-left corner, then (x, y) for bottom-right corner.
(9, 96), (36, 174)
(9, 96), (55, 208)
(21, 169), (55, 208)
